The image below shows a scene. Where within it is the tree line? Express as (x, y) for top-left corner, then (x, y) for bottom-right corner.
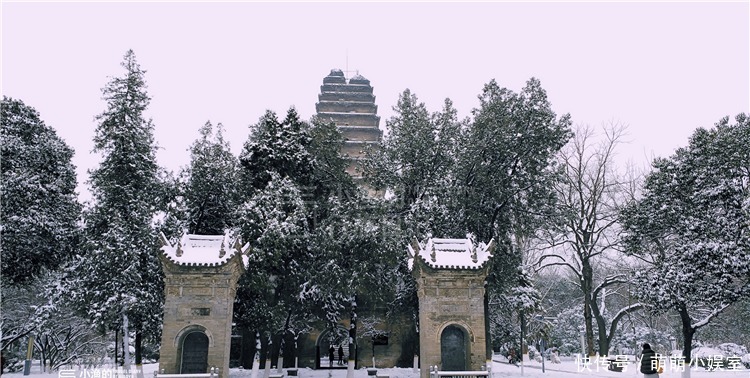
(2, 50), (748, 375)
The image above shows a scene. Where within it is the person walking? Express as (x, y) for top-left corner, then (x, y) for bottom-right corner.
(508, 347), (518, 366)
(640, 343), (662, 377)
(329, 345), (335, 367)
(338, 345), (344, 365)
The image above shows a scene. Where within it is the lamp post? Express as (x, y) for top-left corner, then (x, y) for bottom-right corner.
(534, 316), (546, 374)
(669, 336), (677, 355)
(539, 338), (546, 373)
(579, 326), (586, 358)
(123, 312), (130, 371)
(669, 335), (690, 375)
(520, 311), (525, 376)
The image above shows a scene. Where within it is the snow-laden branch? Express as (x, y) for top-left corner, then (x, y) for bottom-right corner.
(592, 274), (628, 297)
(609, 303), (644, 331)
(534, 254), (582, 278)
(691, 303), (730, 330)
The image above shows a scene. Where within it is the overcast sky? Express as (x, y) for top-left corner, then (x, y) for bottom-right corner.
(3, 2), (749, 201)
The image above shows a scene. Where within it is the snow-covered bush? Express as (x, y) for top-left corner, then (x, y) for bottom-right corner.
(741, 354), (750, 369)
(527, 345), (539, 360)
(610, 327), (671, 356)
(1, 344), (26, 372)
(693, 344), (750, 370)
(546, 307), (587, 356)
(715, 343), (748, 357)
(495, 341), (521, 362)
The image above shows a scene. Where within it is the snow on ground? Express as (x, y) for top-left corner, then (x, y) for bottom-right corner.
(486, 356), (749, 378)
(4, 358), (748, 378)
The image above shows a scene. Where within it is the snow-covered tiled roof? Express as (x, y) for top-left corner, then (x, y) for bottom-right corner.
(349, 74), (370, 85)
(407, 236), (495, 270)
(160, 232), (250, 268)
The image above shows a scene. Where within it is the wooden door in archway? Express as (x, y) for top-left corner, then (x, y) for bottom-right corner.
(181, 331), (209, 373)
(440, 325), (466, 371)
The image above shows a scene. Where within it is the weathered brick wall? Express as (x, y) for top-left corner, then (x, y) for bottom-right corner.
(158, 257), (243, 378)
(413, 264), (489, 378)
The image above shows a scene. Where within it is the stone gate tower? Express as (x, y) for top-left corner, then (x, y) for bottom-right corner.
(158, 233), (248, 378)
(315, 68), (382, 188)
(407, 237), (495, 378)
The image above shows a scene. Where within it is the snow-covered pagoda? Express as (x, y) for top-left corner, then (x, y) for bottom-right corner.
(315, 68), (382, 189)
(157, 233), (248, 378)
(407, 237), (495, 378)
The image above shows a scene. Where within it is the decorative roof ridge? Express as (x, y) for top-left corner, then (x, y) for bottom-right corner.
(407, 236), (495, 271)
(413, 255), (489, 270)
(160, 232), (249, 268)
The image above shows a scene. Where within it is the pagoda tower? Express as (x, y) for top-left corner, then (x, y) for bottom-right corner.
(315, 69), (382, 189)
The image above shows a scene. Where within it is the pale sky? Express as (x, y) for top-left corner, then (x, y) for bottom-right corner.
(2, 2), (749, 201)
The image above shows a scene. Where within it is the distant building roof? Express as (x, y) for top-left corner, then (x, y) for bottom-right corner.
(407, 236), (495, 270)
(348, 74), (370, 85)
(160, 232), (249, 268)
(323, 69), (347, 84)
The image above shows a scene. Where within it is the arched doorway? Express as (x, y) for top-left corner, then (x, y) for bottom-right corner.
(440, 325), (467, 371)
(315, 326), (350, 369)
(181, 331), (209, 373)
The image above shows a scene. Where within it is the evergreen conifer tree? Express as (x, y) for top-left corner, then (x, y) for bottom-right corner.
(362, 80), (572, 359)
(183, 121), (238, 235)
(239, 108), (313, 191)
(67, 50), (163, 366)
(235, 108), (317, 371)
(622, 114), (750, 369)
(1, 97), (81, 284)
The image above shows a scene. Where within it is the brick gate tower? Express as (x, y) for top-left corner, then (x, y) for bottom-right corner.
(407, 237), (495, 378)
(158, 233), (248, 378)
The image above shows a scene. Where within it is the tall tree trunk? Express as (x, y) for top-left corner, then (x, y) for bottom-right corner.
(484, 292), (492, 372)
(347, 297), (357, 378)
(414, 313), (419, 373)
(276, 333), (284, 372)
(115, 328), (119, 367)
(38, 336), (45, 372)
(293, 333), (299, 368)
(135, 330), (144, 378)
(678, 305), (696, 378)
(581, 261), (595, 356)
(123, 314), (130, 370)
(250, 332), (261, 378)
(135, 330), (142, 365)
(590, 296), (610, 355)
(278, 310), (292, 372)
(263, 333), (272, 378)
